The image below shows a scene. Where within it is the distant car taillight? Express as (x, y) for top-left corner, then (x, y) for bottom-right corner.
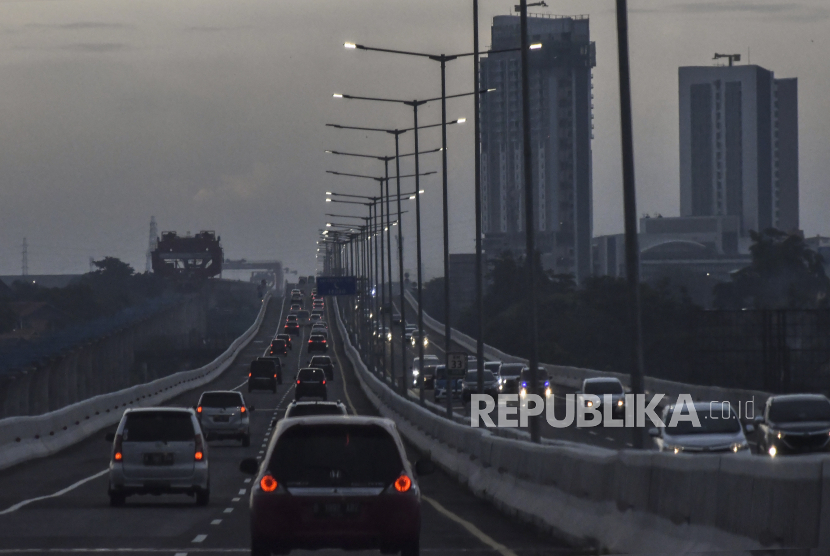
(260, 474), (278, 492)
(322, 380), (326, 385)
(113, 434), (123, 462)
(240, 406), (246, 413)
(394, 475), (412, 492)
(248, 373), (252, 377)
(197, 406), (202, 413)
(194, 434), (205, 461)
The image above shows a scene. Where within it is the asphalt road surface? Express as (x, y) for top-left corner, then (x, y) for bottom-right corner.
(0, 289), (578, 556)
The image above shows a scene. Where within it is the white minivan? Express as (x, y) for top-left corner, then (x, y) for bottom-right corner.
(106, 407), (210, 506)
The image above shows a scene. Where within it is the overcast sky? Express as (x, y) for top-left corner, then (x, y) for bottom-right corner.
(0, 0), (827, 279)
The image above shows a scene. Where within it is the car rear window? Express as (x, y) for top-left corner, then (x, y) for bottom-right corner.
(269, 424), (403, 487)
(298, 368), (325, 381)
(271, 339), (286, 347)
(200, 392), (243, 407)
(310, 334), (325, 341)
(286, 404), (345, 418)
(310, 356), (331, 365)
(584, 380), (624, 395)
(123, 412), (194, 442)
(251, 360), (277, 376)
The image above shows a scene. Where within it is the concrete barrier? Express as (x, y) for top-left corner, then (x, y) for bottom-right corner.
(336, 298), (830, 554)
(0, 293), (273, 471)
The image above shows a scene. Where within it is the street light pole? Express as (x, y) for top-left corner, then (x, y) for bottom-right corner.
(473, 0), (485, 397)
(392, 130), (408, 397)
(615, 0), (645, 449)
(519, 0), (541, 443)
(411, 101), (427, 405)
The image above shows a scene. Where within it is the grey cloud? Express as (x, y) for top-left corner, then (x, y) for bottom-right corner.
(26, 22), (135, 30)
(61, 42), (131, 53)
(670, 1), (829, 19)
(184, 25), (252, 33)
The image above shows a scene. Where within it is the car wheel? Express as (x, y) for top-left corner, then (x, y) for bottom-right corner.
(109, 492), (126, 507)
(242, 434), (251, 447)
(400, 540), (420, 556)
(196, 488), (210, 506)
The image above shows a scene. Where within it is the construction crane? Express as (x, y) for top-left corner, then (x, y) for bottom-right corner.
(713, 53), (741, 66)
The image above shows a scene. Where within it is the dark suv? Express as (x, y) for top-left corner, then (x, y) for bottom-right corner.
(461, 369), (499, 403)
(269, 339), (288, 356)
(756, 394), (830, 456)
(308, 355), (335, 381)
(295, 367), (327, 400)
(249, 359), (279, 393)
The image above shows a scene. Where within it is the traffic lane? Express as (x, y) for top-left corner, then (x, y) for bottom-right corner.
(0, 295), (291, 550)
(323, 303), (577, 556)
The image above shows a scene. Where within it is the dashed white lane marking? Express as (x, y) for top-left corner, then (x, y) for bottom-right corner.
(422, 495), (518, 556)
(0, 468), (108, 515)
(211, 519), (222, 525)
(588, 431), (597, 435)
(224, 507), (233, 513)
(232, 497), (241, 502)
(230, 379), (248, 392)
(605, 436), (615, 442)
(175, 553), (188, 556)
(244, 478), (252, 484)
(626, 442), (634, 447)
(237, 489), (246, 495)
(191, 534), (207, 543)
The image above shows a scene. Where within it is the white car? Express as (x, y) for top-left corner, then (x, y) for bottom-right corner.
(411, 354), (440, 386)
(650, 402), (753, 454)
(196, 390), (251, 446)
(106, 407), (210, 506)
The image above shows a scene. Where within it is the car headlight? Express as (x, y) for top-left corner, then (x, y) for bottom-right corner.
(412, 370), (419, 377)
(520, 388), (527, 398)
(423, 338), (429, 347)
(545, 387), (552, 397)
(731, 442), (749, 452)
(768, 445), (777, 457)
(666, 445), (684, 454)
(617, 399), (624, 407)
(775, 431), (784, 440)
(586, 400), (593, 407)
(387, 333), (392, 341)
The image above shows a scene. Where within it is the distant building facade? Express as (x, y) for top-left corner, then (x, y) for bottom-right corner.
(479, 14), (596, 282)
(679, 64), (798, 237)
(448, 254), (477, 315)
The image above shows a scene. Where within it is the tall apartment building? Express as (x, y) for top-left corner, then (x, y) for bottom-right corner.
(479, 15), (596, 281)
(679, 64), (798, 236)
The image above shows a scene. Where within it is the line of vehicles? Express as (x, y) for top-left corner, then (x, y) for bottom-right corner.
(411, 355), (830, 456)
(103, 284), (435, 555)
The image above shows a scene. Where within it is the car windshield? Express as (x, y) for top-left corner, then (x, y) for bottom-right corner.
(286, 404), (345, 418)
(310, 357), (331, 365)
(199, 392), (243, 408)
(584, 380), (624, 395)
(310, 335), (325, 341)
(499, 365), (524, 377)
(666, 408), (742, 435)
(122, 412), (194, 442)
(769, 399), (830, 423)
(465, 370), (496, 382)
(269, 424), (402, 488)
(286, 315), (298, 322)
(484, 362), (501, 373)
(520, 370), (549, 382)
(298, 368), (325, 381)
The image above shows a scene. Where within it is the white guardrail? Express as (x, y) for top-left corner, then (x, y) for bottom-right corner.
(336, 298), (830, 555)
(404, 290), (771, 415)
(0, 293), (273, 471)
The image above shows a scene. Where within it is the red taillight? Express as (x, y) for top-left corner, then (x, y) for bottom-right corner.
(322, 380), (326, 385)
(297, 380), (301, 384)
(260, 474), (278, 492)
(248, 373), (252, 377)
(194, 434), (205, 461)
(113, 433), (123, 462)
(196, 406), (202, 413)
(240, 406), (246, 413)
(394, 475), (412, 492)
(273, 374), (277, 378)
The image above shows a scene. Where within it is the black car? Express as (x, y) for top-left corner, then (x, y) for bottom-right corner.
(276, 333), (293, 350)
(284, 321), (300, 336)
(269, 339), (288, 356)
(307, 334), (327, 353)
(295, 367), (327, 400)
(756, 394), (830, 456)
(256, 356), (283, 383)
(519, 369), (552, 398)
(308, 355), (335, 381)
(461, 369), (499, 403)
(249, 359), (279, 393)
(497, 363), (527, 394)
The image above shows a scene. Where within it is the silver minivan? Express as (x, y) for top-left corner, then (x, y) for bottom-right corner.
(650, 401), (752, 455)
(106, 407), (210, 506)
(197, 391), (251, 446)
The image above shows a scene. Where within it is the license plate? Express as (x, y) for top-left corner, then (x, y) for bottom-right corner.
(313, 501), (361, 518)
(143, 452), (174, 466)
(213, 415), (230, 422)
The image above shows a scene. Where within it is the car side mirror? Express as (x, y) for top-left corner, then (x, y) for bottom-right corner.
(105, 432), (115, 442)
(648, 427), (660, 438)
(744, 423), (755, 434)
(415, 459), (435, 476)
(240, 458), (259, 475)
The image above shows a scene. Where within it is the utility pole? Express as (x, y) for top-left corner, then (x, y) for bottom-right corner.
(146, 216), (158, 273)
(21, 238), (28, 276)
